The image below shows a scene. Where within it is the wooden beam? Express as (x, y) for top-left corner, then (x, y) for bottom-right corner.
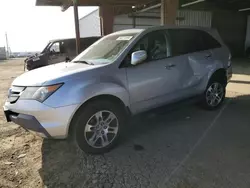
(37, 0), (155, 6)
(99, 6), (114, 35)
(77, 0), (151, 6)
(161, 0), (179, 25)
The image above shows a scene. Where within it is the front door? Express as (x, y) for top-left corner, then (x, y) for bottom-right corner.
(126, 31), (181, 114)
(48, 41), (66, 64)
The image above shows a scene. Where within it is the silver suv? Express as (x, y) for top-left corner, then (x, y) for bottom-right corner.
(3, 26), (232, 154)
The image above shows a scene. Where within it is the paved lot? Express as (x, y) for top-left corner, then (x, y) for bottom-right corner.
(0, 59), (250, 188)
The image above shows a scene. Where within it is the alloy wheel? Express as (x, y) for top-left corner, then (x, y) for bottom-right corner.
(84, 110), (119, 148)
(206, 82), (224, 107)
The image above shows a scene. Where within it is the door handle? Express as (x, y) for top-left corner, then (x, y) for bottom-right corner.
(165, 64), (176, 69)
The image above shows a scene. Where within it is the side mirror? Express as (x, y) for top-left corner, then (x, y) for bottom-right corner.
(131, 50), (147, 66)
(65, 57), (71, 62)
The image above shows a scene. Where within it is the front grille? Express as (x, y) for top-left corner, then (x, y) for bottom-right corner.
(7, 86), (25, 104)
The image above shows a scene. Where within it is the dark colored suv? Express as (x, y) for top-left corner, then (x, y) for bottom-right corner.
(24, 37), (100, 71)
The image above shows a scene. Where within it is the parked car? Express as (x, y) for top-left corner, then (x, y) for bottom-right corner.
(24, 37), (101, 71)
(3, 26), (232, 154)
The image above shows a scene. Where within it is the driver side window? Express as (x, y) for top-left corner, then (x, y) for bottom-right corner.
(133, 37), (149, 52)
(129, 31), (170, 64)
(50, 42), (60, 54)
(148, 31), (169, 61)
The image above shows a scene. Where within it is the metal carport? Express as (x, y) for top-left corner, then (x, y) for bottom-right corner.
(36, 0), (250, 56)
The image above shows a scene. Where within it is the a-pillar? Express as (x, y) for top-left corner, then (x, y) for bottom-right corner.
(99, 6), (114, 36)
(161, 0), (179, 25)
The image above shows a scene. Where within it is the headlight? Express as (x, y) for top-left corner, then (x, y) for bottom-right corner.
(20, 84), (62, 102)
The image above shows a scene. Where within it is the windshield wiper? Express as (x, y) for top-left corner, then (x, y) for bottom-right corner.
(72, 60), (94, 65)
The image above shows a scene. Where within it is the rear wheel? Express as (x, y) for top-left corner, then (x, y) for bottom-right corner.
(201, 79), (226, 110)
(70, 100), (125, 154)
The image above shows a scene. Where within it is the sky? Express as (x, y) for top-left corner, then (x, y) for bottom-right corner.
(0, 0), (97, 52)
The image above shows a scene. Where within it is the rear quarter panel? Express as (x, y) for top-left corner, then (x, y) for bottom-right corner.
(188, 53), (225, 94)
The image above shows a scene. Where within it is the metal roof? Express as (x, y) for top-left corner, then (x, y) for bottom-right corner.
(205, 0), (250, 11)
(36, 0), (250, 10)
(36, 0), (250, 15)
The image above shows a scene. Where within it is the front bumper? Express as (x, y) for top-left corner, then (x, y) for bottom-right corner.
(4, 110), (51, 137)
(3, 100), (79, 139)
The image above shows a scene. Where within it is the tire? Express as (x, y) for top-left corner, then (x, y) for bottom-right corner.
(201, 78), (226, 110)
(70, 100), (125, 154)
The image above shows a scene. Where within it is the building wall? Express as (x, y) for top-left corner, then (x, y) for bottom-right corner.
(113, 9), (212, 31)
(176, 10), (212, 27)
(0, 47), (6, 60)
(212, 11), (247, 57)
(80, 9), (212, 36)
(79, 8), (247, 57)
(79, 9), (101, 37)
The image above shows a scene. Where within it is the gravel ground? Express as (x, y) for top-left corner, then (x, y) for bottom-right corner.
(0, 59), (250, 188)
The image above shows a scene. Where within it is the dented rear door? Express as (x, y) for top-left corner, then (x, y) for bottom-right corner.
(167, 28), (220, 100)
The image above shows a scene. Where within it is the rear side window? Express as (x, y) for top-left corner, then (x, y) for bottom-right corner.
(168, 29), (221, 56)
(168, 29), (198, 56)
(200, 31), (221, 50)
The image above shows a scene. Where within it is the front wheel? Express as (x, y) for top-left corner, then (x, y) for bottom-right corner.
(201, 80), (226, 110)
(70, 100), (125, 154)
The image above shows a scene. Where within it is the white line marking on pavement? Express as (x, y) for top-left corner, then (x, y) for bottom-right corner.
(158, 99), (231, 188)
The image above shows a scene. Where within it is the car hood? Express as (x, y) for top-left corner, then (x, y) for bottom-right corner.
(12, 62), (104, 86)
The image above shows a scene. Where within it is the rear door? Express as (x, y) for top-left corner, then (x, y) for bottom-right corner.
(167, 29), (221, 98)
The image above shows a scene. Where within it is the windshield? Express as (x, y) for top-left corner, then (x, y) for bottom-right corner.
(41, 42), (52, 53)
(72, 33), (138, 65)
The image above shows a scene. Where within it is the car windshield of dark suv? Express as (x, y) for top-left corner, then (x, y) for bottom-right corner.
(72, 33), (137, 65)
(41, 42), (52, 53)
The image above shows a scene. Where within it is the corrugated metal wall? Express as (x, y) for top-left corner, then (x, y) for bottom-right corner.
(79, 9), (101, 37)
(176, 10), (212, 27)
(79, 9), (212, 36)
(113, 9), (212, 32)
(79, 8), (247, 57)
(113, 14), (135, 31)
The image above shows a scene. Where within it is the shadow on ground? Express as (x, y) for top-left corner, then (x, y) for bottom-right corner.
(38, 95), (244, 188)
(165, 94), (250, 188)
